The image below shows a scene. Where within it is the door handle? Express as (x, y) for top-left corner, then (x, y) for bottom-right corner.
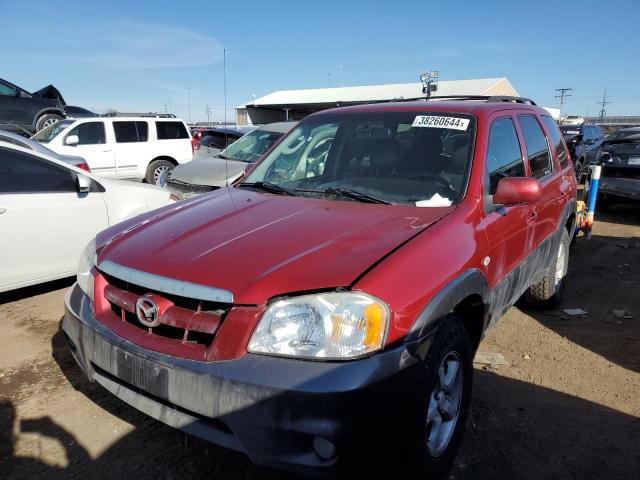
(0, 207), (7, 215)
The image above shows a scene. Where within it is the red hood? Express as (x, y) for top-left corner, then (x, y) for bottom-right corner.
(97, 187), (454, 304)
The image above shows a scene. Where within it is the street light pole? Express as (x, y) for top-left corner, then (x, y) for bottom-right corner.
(188, 88), (191, 122)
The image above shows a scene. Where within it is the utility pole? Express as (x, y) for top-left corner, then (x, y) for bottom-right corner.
(205, 104), (211, 125)
(555, 88), (572, 119)
(164, 101), (168, 114)
(598, 90), (610, 120)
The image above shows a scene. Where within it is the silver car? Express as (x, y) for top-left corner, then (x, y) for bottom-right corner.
(0, 129), (89, 169)
(164, 122), (297, 200)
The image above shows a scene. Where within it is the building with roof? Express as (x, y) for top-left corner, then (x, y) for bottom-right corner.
(236, 77), (518, 125)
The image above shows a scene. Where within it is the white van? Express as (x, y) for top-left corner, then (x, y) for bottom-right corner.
(32, 116), (193, 183)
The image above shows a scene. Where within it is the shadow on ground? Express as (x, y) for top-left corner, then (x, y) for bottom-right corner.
(521, 232), (640, 373)
(1, 326), (637, 479)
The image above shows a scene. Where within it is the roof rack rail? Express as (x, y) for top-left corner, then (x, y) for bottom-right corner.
(423, 95), (537, 105)
(101, 112), (177, 118)
(486, 95), (537, 106)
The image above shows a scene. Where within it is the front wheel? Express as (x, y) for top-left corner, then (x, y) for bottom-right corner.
(526, 228), (570, 307)
(145, 159), (175, 185)
(406, 316), (473, 478)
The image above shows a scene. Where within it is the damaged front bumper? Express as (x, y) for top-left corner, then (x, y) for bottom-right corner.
(599, 176), (640, 201)
(62, 283), (424, 473)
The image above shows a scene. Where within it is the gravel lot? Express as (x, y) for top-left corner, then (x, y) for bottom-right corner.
(1, 205), (639, 480)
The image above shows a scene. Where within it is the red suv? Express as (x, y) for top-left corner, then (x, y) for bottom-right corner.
(64, 96), (577, 477)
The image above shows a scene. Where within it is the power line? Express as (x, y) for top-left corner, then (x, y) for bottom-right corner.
(555, 88), (572, 118)
(598, 90), (610, 119)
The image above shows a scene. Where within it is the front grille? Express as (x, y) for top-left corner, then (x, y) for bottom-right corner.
(96, 272), (231, 359)
(166, 179), (218, 198)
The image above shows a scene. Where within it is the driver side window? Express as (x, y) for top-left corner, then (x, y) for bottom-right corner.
(486, 117), (525, 194)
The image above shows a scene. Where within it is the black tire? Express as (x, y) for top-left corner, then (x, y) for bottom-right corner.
(35, 113), (63, 132)
(573, 158), (584, 182)
(145, 159), (175, 184)
(526, 228), (570, 307)
(404, 315), (474, 479)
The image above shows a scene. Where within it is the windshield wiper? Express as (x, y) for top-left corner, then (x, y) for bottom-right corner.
(324, 187), (392, 204)
(238, 181), (295, 196)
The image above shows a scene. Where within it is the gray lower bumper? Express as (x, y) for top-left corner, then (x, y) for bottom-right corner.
(62, 283), (417, 472)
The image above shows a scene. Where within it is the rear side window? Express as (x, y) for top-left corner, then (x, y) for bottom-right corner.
(0, 82), (16, 96)
(486, 117), (525, 194)
(518, 115), (552, 179)
(156, 121), (189, 140)
(113, 121), (149, 143)
(541, 116), (569, 169)
(0, 148), (75, 193)
(66, 122), (106, 145)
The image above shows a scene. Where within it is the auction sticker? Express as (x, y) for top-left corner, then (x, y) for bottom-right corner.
(412, 115), (470, 130)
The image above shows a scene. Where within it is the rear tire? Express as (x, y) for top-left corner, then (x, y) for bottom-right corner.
(35, 113), (63, 132)
(145, 159), (175, 185)
(403, 316), (473, 479)
(526, 229), (570, 307)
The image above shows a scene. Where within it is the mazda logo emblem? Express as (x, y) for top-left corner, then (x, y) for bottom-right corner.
(136, 297), (159, 327)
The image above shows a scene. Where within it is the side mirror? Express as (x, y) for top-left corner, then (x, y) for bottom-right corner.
(585, 139), (595, 146)
(76, 174), (91, 193)
(65, 135), (79, 146)
(493, 177), (542, 206)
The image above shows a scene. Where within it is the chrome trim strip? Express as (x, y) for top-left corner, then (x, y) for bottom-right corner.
(99, 260), (233, 303)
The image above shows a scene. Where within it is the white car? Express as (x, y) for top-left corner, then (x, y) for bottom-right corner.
(0, 143), (173, 293)
(32, 116), (193, 184)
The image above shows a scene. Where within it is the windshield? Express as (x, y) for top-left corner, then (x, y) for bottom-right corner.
(243, 111), (475, 206)
(220, 129), (284, 162)
(31, 119), (74, 143)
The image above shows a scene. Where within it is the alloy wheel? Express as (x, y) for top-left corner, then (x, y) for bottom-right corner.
(426, 351), (464, 457)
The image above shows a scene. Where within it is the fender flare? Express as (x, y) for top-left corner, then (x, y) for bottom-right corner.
(406, 268), (490, 342)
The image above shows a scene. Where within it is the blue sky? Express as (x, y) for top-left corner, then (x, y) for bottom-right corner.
(1, 0), (639, 121)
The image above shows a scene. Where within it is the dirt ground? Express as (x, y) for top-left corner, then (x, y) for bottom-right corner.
(1, 204), (639, 480)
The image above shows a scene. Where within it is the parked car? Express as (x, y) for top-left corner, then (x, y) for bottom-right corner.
(0, 130), (90, 171)
(559, 123), (604, 180)
(0, 144), (172, 293)
(0, 78), (66, 134)
(63, 97), (576, 477)
(32, 117), (193, 183)
(165, 122), (296, 200)
(597, 127), (640, 207)
(561, 115), (584, 125)
(194, 128), (244, 157)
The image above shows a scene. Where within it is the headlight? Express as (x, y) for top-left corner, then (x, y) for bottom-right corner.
(248, 292), (389, 359)
(77, 238), (97, 303)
